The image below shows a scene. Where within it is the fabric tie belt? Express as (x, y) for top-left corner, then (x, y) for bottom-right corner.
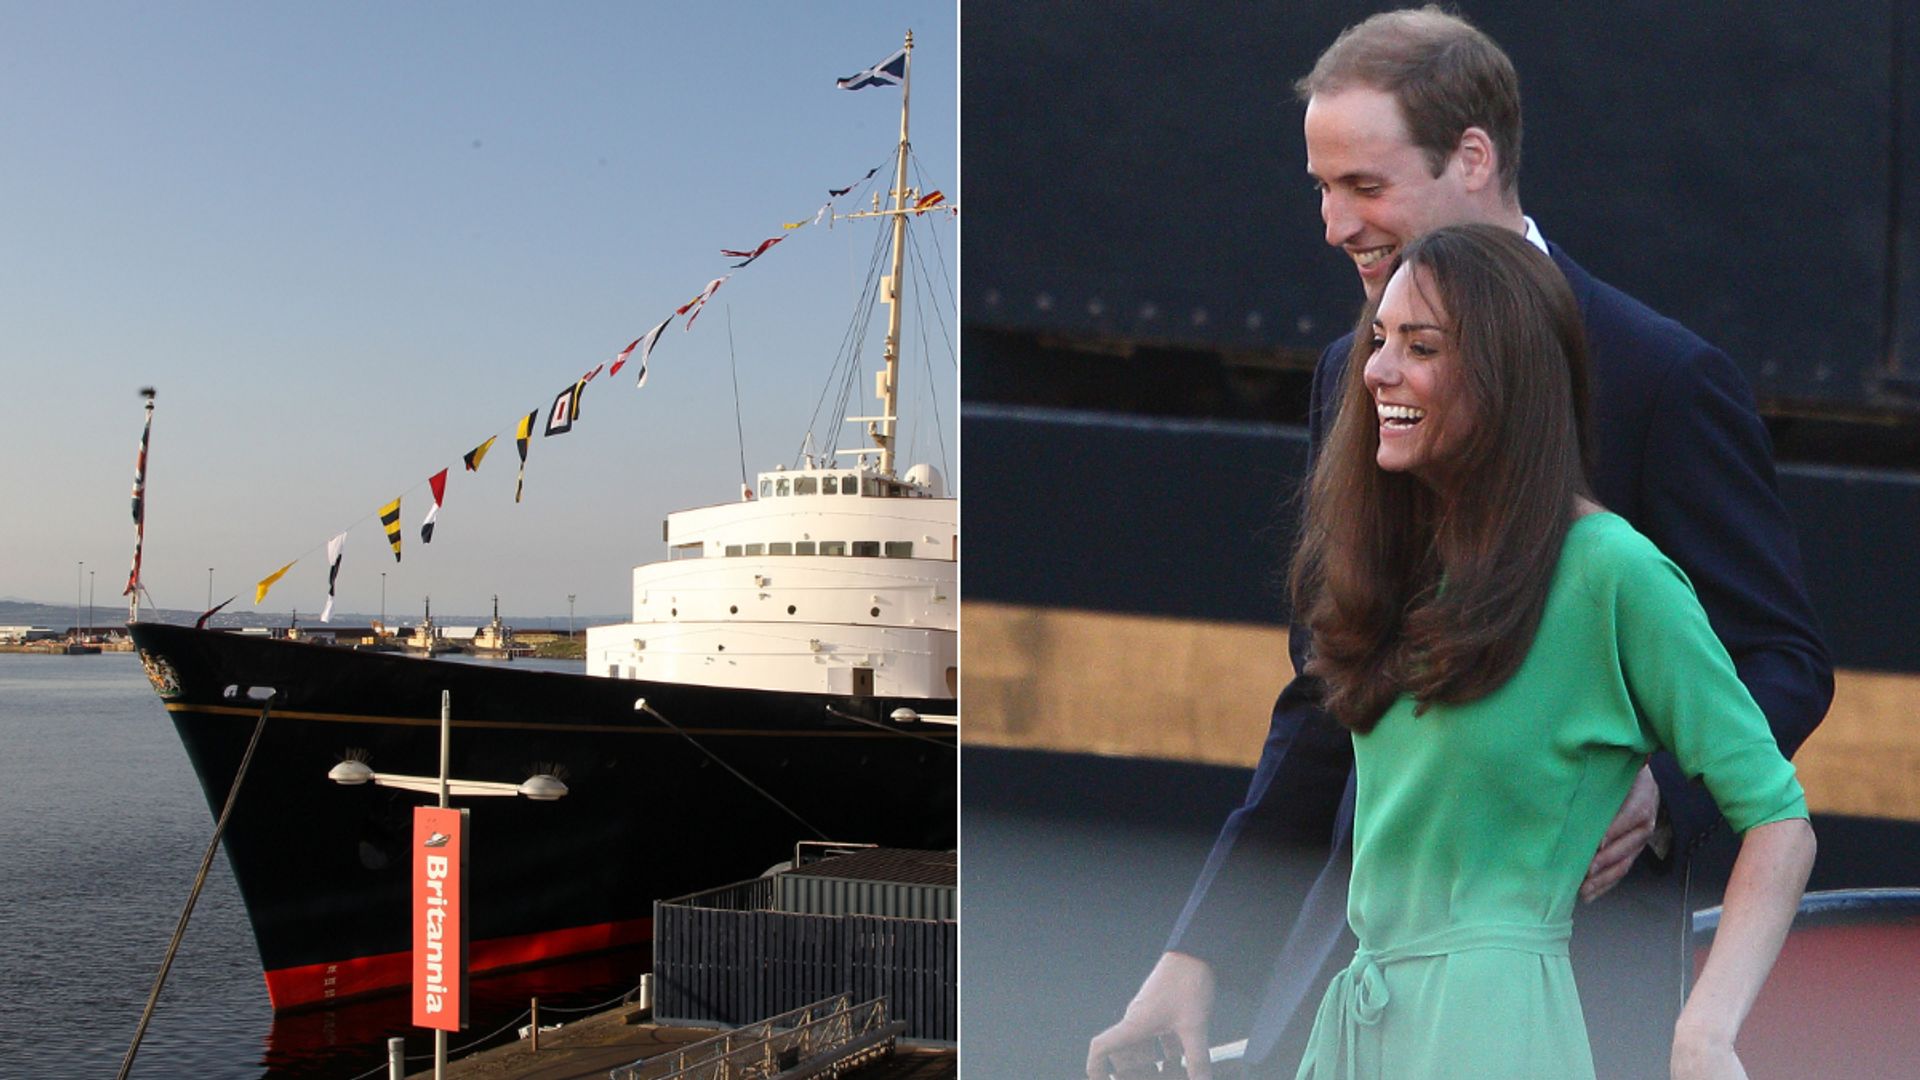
(1294, 919), (1572, 1080)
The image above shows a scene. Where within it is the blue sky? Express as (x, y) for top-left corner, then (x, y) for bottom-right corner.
(0, 2), (957, 621)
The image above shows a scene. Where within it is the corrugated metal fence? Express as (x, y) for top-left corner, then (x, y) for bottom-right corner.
(653, 878), (956, 1044)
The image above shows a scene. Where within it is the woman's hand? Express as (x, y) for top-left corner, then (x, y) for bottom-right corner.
(1672, 817), (1812, 1080)
(1670, 1024), (1748, 1080)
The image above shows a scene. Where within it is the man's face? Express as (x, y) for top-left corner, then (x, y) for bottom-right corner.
(1304, 86), (1477, 302)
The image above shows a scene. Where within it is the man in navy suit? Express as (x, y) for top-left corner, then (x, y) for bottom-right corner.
(1087, 8), (1832, 1079)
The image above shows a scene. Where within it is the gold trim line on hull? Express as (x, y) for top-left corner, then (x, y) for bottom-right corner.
(163, 700), (956, 740)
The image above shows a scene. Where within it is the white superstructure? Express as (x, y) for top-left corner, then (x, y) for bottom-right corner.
(589, 30), (955, 703)
(586, 460), (955, 697)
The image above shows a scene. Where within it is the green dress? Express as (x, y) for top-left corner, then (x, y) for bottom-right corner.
(1296, 512), (1807, 1080)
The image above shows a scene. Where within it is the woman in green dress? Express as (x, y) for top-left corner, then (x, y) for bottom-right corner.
(1288, 223), (1815, 1080)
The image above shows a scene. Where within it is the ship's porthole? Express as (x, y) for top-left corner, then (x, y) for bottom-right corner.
(729, 605), (738, 614)
(671, 608), (678, 617)
(717, 644), (726, 651)
(787, 605), (797, 615)
(870, 606), (880, 617)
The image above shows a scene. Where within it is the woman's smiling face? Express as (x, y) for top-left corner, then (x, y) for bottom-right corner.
(1363, 263), (1473, 483)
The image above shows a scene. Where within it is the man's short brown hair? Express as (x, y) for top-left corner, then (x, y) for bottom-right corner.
(1296, 6), (1522, 197)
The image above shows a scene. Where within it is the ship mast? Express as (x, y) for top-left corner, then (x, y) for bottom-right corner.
(874, 29), (912, 478)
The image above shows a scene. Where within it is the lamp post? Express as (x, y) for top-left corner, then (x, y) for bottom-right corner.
(326, 691), (565, 1079)
(207, 567), (214, 613)
(88, 571), (94, 641)
(381, 572), (388, 632)
(567, 594), (576, 642)
(75, 561), (83, 643)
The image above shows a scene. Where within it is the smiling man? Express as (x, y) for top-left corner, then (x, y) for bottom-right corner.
(1086, 7), (1832, 1080)
(1305, 78), (1517, 302)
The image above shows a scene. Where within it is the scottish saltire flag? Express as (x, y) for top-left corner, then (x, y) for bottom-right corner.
(380, 497), (403, 562)
(608, 337), (641, 378)
(320, 532), (346, 622)
(837, 47), (905, 90)
(421, 469), (448, 543)
(635, 317), (670, 388)
(545, 380), (584, 436)
(514, 410), (535, 503)
(463, 435), (496, 472)
(255, 559), (296, 605)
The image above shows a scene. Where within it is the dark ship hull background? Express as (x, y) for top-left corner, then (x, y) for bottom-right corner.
(963, 3), (1920, 1078)
(129, 620), (954, 1009)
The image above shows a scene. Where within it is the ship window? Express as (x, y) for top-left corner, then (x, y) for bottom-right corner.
(759, 479), (772, 498)
(670, 543), (701, 561)
(745, 543), (765, 556)
(820, 540), (847, 556)
(863, 478), (881, 497)
(795, 477), (817, 495)
(822, 476), (838, 494)
(776, 478), (791, 497)
(725, 545), (742, 557)
(884, 541), (913, 558)
(769, 542), (793, 555)
(852, 541), (881, 557)
(844, 476), (860, 495)
(796, 541), (816, 555)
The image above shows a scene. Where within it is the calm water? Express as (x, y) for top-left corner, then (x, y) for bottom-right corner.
(0, 652), (645, 1080)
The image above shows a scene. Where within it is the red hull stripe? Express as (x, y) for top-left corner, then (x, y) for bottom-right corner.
(262, 917), (653, 1010)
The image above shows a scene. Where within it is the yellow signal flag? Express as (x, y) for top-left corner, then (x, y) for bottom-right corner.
(380, 498), (403, 562)
(255, 560), (297, 605)
(463, 435), (496, 472)
(514, 410), (536, 503)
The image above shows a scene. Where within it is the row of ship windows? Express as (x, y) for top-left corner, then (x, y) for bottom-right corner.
(759, 475), (919, 499)
(723, 540), (915, 558)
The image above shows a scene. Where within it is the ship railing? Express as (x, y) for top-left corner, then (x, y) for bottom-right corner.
(673, 875), (776, 912)
(607, 993), (901, 1080)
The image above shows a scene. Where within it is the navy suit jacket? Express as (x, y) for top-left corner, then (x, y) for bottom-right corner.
(1165, 243), (1834, 995)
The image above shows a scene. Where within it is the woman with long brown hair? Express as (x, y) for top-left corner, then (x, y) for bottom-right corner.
(1289, 224), (1813, 1080)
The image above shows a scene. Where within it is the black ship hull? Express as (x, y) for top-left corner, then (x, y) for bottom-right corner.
(128, 621), (956, 1009)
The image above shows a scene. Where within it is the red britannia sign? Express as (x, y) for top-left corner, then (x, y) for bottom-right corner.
(412, 806), (469, 1031)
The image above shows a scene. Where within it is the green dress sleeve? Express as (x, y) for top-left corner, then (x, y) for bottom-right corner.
(1601, 526), (1808, 833)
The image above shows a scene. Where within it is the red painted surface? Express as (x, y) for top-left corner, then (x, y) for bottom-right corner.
(412, 807), (468, 1031)
(1695, 917), (1920, 1076)
(263, 916), (654, 1010)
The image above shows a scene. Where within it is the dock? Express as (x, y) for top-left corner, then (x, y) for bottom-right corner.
(411, 1003), (954, 1079)
(415, 847), (958, 1079)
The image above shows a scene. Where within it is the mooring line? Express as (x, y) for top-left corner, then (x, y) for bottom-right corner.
(117, 695), (274, 1080)
(824, 704), (956, 749)
(635, 698), (828, 840)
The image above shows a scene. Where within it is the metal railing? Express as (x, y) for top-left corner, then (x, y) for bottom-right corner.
(652, 873), (956, 1043)
(609, 994), (901, 1080)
